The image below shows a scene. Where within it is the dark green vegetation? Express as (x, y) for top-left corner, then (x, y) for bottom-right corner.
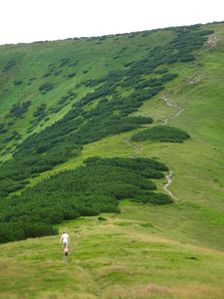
(0, 142), (82, 197)
(132, 126), (190, 143)
(8, 100), (31, 118)
(0, 157), (172, 243)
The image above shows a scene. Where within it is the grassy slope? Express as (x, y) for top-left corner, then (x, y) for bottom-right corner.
(0, 23), (224, 298)
(0, 213), (223, 299)
(133, 23), (224, 248)
(0, 30), (173, 160)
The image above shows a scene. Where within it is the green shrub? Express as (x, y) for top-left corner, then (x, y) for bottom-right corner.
(134, 192), (173, 205)
(33, 104), (46, 121)
(8, 100), (31, 118)
(39, 82), (54, 94)
(67, 72), (76, 78)
(3, 60), (16, 72)
(19, 222), (58, 238)
(14, 80), (23, 86)
(0, 126), (7, 134)
(0, 223), (25, 243)
(60, 57), (70, 67)
(179, 54), (195, 62)
(132, 126), (190, 143)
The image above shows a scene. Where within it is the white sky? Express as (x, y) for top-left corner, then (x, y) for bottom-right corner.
(0, 0), (223, 45)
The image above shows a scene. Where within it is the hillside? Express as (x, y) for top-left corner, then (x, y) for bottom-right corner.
(0, 22), (224, 298)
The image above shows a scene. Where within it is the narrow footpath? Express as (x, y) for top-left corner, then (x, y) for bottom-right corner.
(123, 95), (185, 201)
(160, 96), (184, 201)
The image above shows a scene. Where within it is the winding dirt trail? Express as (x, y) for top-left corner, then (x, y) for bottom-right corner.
(161, 96), (184, 126)
(160, 96), (185, 201)
(123, 95), (184, 201)
(163, 170), (177, 200)
(124, 137), (144, 158)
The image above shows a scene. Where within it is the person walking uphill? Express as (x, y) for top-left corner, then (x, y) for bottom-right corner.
(60, 231), (70, 256)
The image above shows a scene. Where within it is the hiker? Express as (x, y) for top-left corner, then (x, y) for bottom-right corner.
(60, 231), (70, 256)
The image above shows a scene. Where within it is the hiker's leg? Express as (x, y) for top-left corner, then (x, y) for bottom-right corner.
(63, 243), (68, 256)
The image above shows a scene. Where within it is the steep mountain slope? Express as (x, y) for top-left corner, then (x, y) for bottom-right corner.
(0, 21), (224, 298)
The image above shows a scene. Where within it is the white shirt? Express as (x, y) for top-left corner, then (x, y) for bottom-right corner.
(60, 233), (69, 244)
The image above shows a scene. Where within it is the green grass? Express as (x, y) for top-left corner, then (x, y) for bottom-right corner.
(0, 208), (223, 299)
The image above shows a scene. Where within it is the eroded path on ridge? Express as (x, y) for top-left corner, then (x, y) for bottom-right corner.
(124, 137), (144, 158)
(163, 170), (177, 200)
(161, 96), (185, 126)
(160, 96), (185, 201)
(123, 95), (185, 201)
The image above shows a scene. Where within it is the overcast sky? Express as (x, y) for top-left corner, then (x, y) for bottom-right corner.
(0, 0), (223, 45)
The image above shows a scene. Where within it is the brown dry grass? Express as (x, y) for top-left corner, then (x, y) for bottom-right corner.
(103, 283), (224, 299)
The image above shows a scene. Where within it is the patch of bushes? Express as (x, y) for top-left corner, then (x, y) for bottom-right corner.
(0, 222), (57, 244)
(0, 124), (7, 134)
(179, 54), (195, 62)
(8, 100), (31, 119)
(33, 104), (46, 121)
(58, 91), (77, 105)
(68, 62), (78, 67)
(39, 82), (54, 94)
(7, 121), (15, 126)
(98, 216), (107, 221)
(132, 126), (190, 143)
(53, 70), (62, 76)
(0, 137), (82, 195)
(133, 73), (177, 90)
(60, 58), (70, 67)
(0, 178), (26, 197)
(14, 80), (23, 86)
(67, 72), (76, 78)
(0, 128), (7, 134)
(134, 192), (173, 205)
(85, 156), (168, 175)
(42, 72), (52, 78)
(49, 91), (77, 114)
(0, 223), (25, 243)
(3, 131), (22, 143)
(71, 115), (153, 144)
(3, 60), (16, 72)
(0, 157), (172, 243)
